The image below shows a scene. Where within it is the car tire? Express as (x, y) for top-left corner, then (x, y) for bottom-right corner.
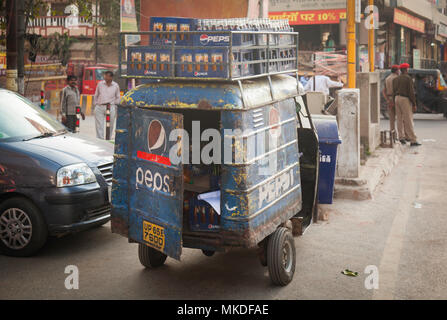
(267, 227), (296, 286)
(0, 197), (48, 257)
(138, 243), (167, 268)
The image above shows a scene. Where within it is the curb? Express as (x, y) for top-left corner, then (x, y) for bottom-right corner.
(333, 144), (404, 201)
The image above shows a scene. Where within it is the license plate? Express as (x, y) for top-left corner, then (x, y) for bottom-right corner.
(108, 186), (111, 202)
(143, 220), (165, 251)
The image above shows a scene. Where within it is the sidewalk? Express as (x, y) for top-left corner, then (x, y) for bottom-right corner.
(334, 144), (405, 201)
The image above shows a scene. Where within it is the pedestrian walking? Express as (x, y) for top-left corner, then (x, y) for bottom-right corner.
(304, 74), (344, 96)
(93, 71), (120, 140)
(393, 63), (421, 146)
(60, 75), (83, 132)
(304, 73), (344, 111)
(382, 65), (400, 133)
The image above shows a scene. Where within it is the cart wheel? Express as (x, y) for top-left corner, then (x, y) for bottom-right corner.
(267, 227), (296, 286)
(138, 243), (167, 268)
(202, 250), (215, 257)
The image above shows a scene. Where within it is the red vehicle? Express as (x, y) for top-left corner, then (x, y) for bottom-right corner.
(67, 61), (118, 95)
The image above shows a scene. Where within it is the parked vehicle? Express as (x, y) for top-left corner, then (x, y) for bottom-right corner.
(380, 68), (447, 119)
(67, 60), (119, 95)
(111, 74), (319, 286)
(0, 89), (113, 256)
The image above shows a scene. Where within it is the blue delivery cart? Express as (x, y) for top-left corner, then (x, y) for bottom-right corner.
(111, 29), (320, 286)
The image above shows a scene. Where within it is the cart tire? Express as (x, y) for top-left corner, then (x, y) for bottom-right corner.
(138, 243), (167, 268)
(267, 227), (296, 286)
(202, 250), (215, 257)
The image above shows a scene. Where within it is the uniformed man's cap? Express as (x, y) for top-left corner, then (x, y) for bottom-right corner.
(399, 63), (410, 69)
(391, 65), (400, 69)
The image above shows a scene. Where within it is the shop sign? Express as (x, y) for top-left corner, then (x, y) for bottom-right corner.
(269, 0), (346, 11)
(438, 23), (447, 38)
(269, 9), (347, 25)
(394, 8), (425, 33)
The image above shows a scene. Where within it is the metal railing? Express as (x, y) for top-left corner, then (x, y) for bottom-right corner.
(28, 15), (103, 28)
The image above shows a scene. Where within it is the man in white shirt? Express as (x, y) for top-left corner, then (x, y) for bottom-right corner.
(304, 74), (344, 96)
(93, 71), (121, 140)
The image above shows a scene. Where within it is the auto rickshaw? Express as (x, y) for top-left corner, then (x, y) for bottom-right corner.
(111, 28), (319, 286)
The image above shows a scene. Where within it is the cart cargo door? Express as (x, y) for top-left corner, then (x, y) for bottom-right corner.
(128, 108), (184, 260)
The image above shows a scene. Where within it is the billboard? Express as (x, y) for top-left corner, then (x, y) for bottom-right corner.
(121, 0), (140, 45)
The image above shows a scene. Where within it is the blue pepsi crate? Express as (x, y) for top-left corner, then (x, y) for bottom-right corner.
(150, 16), (195, 45)
(192, 32), (254, 47)
(188, 197), (220, 232)
(127, 47), (145, 76)
(127, 47), (173, 77)
(175, 48), (255, 78)
(175, 48), (231, 78)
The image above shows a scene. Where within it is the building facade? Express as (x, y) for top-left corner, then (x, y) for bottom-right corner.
(269, 0), (447, 71)
(377, 0), (447, 70)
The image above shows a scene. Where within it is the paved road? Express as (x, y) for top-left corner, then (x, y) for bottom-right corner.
(0, 114), (446, 299)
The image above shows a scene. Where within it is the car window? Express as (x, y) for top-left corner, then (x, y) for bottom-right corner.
(96, 69), (106, 81)
(0, 90), (65, 142)
(440, 73), (447, 87)
(84, 69), (93, 81)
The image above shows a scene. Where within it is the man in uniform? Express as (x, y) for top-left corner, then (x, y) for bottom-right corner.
(393, 63), (421, 146)
(60, 75), (83, 132)
(382, 65), (400, 133)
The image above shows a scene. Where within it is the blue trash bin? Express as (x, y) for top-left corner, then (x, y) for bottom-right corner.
(312, 115), (342, 204)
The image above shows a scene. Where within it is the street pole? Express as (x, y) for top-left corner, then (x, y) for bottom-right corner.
(17, 0), (25, 95)
(6, 0), (18, 92)
(95, 0), (98, 64)
(369, 0), (375, 72)
(347, 0), (356, 88)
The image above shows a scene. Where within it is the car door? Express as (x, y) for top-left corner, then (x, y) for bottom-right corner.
(127, 108), (184, 260)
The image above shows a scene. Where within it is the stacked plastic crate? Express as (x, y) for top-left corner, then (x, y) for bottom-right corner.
(126, 17), (297, 79)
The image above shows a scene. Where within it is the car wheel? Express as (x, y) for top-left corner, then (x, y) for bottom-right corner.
(138, 243), (167, 268)
(267, 227), (296, 286)
(0, 197), (48, 257)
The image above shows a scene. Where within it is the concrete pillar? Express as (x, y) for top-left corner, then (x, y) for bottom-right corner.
(6, 69), (18, 92)
(357, 72), (381, 153)
(336, 89), (360, 178)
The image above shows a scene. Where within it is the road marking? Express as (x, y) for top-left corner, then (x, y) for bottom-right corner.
(372, 151), (423, 300)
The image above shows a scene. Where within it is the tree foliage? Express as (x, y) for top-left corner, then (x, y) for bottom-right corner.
(35, 32), (77, 66)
